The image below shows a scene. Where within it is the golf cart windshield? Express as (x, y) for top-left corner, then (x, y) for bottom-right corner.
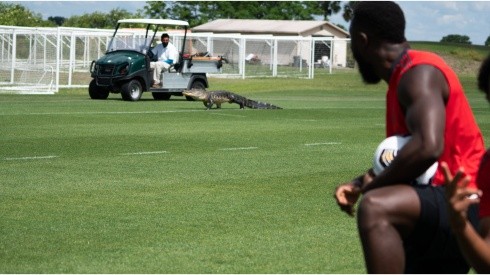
(107, 33), (152, 53)
(106, 19), (189, 54)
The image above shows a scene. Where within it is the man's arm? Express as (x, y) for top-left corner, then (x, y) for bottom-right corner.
(362, 65), (448, 192)
(442, 162), (490, 273)
(457, 218), (490, 273)
(468, 219), (490, 273)
(151, 44), (160, 56)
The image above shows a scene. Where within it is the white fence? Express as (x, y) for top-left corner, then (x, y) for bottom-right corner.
(0, 25), (352, 94)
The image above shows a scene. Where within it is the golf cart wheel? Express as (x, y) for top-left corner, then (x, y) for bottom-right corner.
(121, 79), (143, 101)
(88, 79), (109, 100)
(152, 92), (171, 100)
(186, 80), (206, 101)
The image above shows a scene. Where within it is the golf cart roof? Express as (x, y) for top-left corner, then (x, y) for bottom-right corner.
(117, 19), (189, 27)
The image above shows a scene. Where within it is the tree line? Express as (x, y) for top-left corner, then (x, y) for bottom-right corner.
(440, 34), (490, 46)
(1, 1), (488, 46)
(0, 1), (354, 29)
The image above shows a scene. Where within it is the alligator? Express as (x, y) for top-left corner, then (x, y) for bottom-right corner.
(182, 89), (282, 110)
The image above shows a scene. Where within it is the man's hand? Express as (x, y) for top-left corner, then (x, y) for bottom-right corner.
(441, 161), (481, 232)
(334, 181), (362, 217)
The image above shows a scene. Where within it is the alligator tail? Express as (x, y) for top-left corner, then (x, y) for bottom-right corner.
(243, 99), (282, 109)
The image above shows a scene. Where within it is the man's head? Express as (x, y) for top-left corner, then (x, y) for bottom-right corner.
(349, 1), (407, 84)
(478, 55), (490, 103)
(161, 33), (170, 48)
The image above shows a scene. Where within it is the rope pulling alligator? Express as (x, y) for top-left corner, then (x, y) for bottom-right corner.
(183, 89), (282, 110)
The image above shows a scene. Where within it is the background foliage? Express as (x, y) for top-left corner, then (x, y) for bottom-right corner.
(0, 2), (53, 27)
(2, 1), (489, 45)
(440, 34), (472, 45)
(1, 1), (354, 29)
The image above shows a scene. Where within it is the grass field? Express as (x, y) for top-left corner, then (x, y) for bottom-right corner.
(1, 69), (489, 273)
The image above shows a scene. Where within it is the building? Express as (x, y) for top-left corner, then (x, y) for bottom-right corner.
(192, 19), (350, 67)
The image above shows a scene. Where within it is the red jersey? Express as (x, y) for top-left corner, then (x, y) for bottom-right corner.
(478, 150), (490, 218)
(386, 50), (485, 188)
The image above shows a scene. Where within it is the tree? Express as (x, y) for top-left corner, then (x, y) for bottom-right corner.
(260, 1), (315, 20)
(107, 8), (135, 27)
(0, 2), (54, 27)
(164, 2), (200, 26)
(485, 36), (490, 47)
(306, 1), (341, 21)
(63, 12), (109, 29)
(142, 1), (168, 19)
(63, 8), (134, 29)
(440, 34), (472, 45)
(48, 16), (66, 26)
(342, 1), (358, 22)
(142, 1), (336, 27)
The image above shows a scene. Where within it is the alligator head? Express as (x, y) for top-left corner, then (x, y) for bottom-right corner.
(182, 89), (208, 100)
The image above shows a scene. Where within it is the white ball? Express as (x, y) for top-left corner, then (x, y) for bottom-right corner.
(373, 135), (438, 185)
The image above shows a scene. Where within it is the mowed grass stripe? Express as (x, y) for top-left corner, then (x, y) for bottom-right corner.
(1, 72), (488, 273)
(304, 142), (342, 146)
(0, 105), (386, 116)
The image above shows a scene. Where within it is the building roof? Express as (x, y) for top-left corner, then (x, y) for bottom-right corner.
(192, 19), (349, 38)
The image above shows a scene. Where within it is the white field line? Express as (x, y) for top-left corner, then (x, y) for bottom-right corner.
(290, 106), (384, 110)
(3, 155), (58, 161)
(208, 112), (247, 118)
(120, 151), (168, 156)
(1, 110), (201, 116)
(3, 143), (343, 161)
(219, 147), (258, 151)
(304, 142), (342, 146)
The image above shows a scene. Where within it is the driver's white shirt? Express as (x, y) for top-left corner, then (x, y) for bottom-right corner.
(152, 42), (178, 64)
